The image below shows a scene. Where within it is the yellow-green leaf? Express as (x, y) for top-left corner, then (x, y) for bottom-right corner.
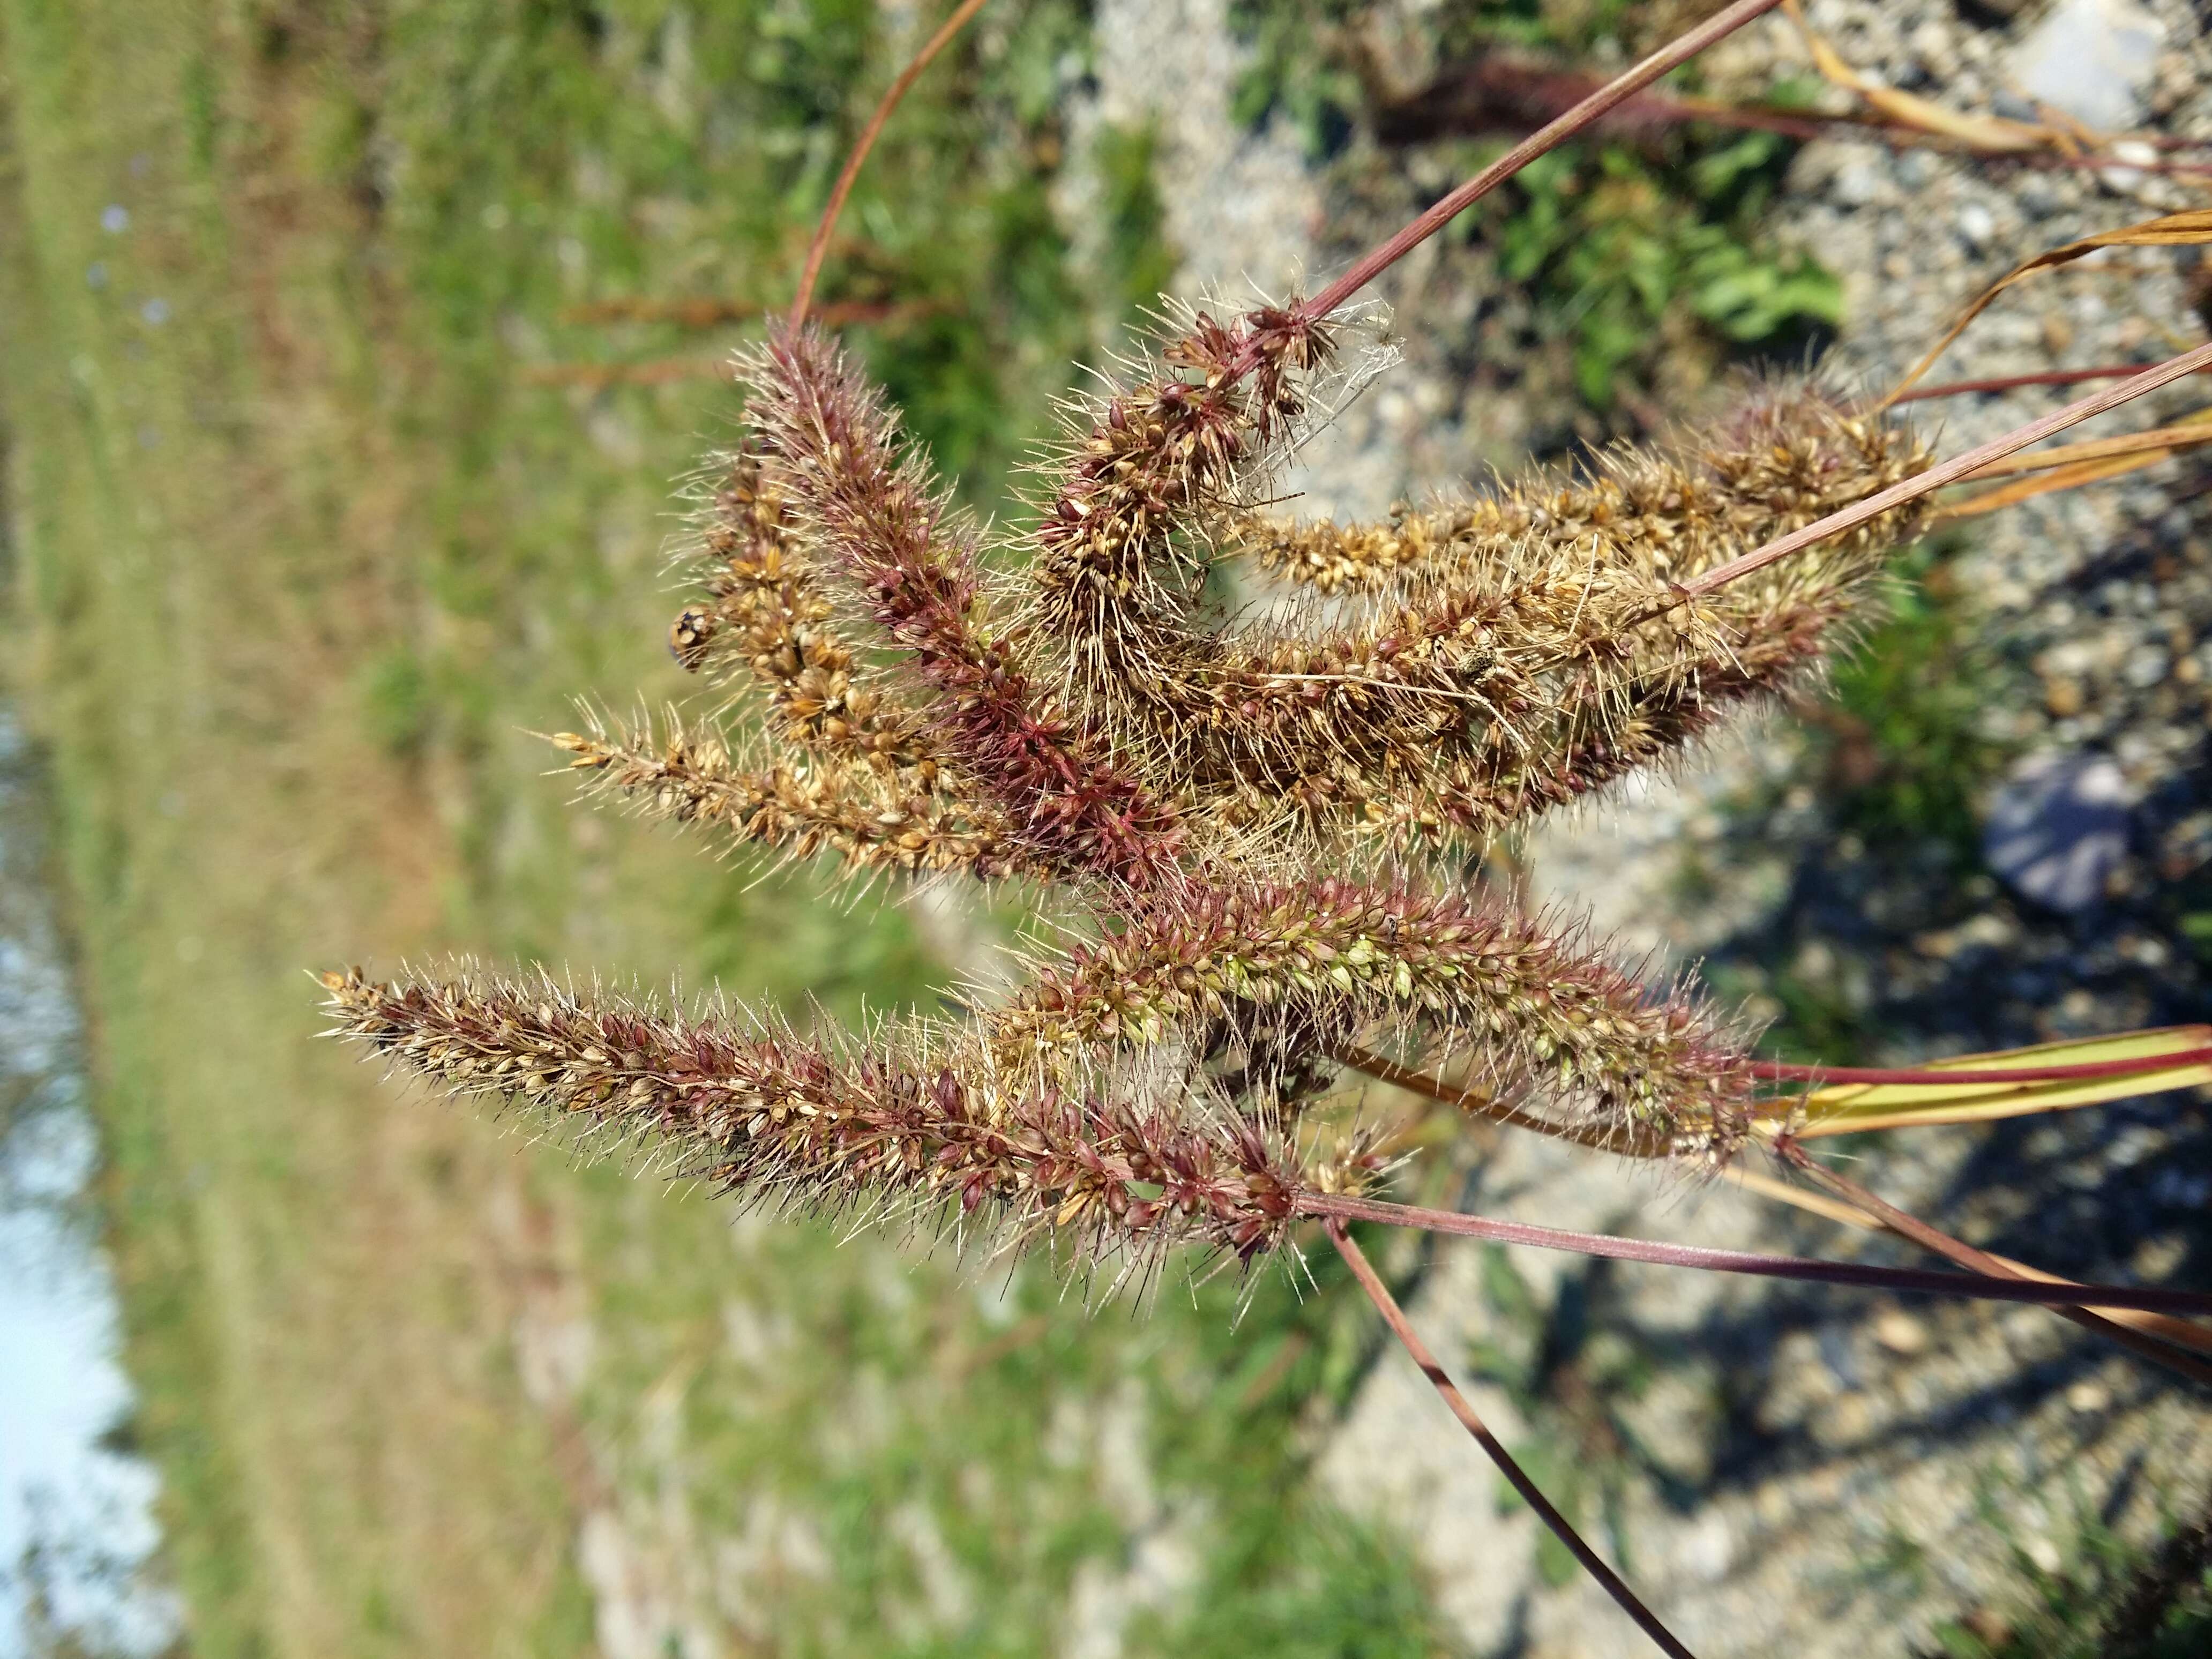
(1796, 1025), (2212, 1137)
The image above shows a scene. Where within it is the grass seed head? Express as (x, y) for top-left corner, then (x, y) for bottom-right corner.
(337, 302), (1939, 1261)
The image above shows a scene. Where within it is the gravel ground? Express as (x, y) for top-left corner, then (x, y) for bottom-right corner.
(1070, 1), (2212, 1654)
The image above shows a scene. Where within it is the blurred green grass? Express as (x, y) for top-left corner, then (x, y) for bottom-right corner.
(0, 2), (1444, 1654)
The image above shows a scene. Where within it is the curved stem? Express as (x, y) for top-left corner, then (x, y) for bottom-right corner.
(1326, 1221), (1698, 1659)
(788, 0), (992, 328)
(1328, 1042), (1676, 1156)
(1297, 1193), (2212, 1316)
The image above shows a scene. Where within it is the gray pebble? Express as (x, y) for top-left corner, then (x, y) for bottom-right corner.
(1983, 752), (2134, 914)
(2126, 645), (2171, 688)
(2007, 0), (2164, 132)
(1832, 158), (1886, 208)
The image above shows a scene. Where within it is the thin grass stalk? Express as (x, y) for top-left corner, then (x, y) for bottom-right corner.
(1355, 1042), (2212, 1135)
(1773, 1141), (2212, 1387)
(1299, 0), (1785, 322)
(1673, 339), (2212, 603)
(1754, 1047), (2212, 1087)
(1890, 365), (2204, 405)
(1723, 1165), (2212, 1361)
(1938, 452), (2165, 520)
(1327, 1219), (1698, 1659)
(1298, 1193), (2212, 1316)
(787, 0), (992, 327)
(1884, 208), (2212, 403)
(1720, 1164), (1878, 1228)
(1948, 416), (2212, 483)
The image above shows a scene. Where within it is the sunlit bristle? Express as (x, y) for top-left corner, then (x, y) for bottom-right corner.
(550, 711), (1021, 880)
(990, 876), (1759, 1163)
(335, 307), (1937, 1272)
(320, 964), (1309, 1268)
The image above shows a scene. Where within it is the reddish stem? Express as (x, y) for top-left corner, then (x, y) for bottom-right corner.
(1327, 1222), (1697, 1659)
(1298, 1193), (2212, 1316)
(1889, 364), (2200, 405)
(789, 0), (992, 328)
(1676, 338), (2212, 602)
(1775, 1143), (2212, 1387)
(1753, 1046), (2212, 1087)
(1299, 0), (1785, 323)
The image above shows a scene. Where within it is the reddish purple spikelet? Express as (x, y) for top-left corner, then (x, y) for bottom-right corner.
(745, 325), (1185, 889)
(321, 966), (1300, 1262)
(1030, 305), (1333, 693)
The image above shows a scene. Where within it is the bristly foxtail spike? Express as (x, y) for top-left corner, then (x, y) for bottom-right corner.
(336, 34), (2118, 1302)
(984, 874), (1762, 1163)
(1018, 299), (1339, 711)
(319, 964), (1312, 1276)
(1179, 375), (1933, 854)
(545, 708), (1024, 883)
(734, 324), (1188, 891)
(666, 434), (944, 779)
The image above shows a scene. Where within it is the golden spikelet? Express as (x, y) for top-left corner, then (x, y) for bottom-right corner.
(551, 715), (1019, 880)
(669, 439), (943, 780)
